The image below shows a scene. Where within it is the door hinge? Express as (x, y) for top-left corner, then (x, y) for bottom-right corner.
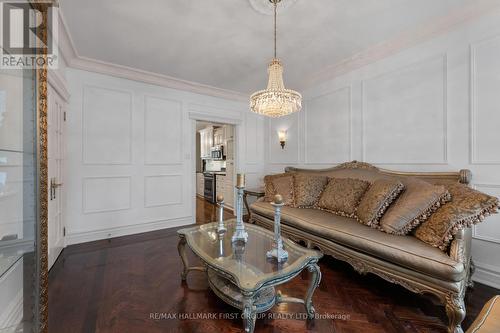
(63, 111), (66, 121)
(63, 227), (66, 237)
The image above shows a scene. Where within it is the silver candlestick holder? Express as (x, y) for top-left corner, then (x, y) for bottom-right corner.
(266, 194), (288, 262)
(216, 194), (226, 234)
(232, 174), (248, 243)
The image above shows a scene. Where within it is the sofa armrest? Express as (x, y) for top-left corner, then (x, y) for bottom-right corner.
(449, 228), (472, 268)
(243, 188), (265, 223)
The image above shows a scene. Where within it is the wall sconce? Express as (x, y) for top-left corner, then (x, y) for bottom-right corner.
(278, 130), (287, 149)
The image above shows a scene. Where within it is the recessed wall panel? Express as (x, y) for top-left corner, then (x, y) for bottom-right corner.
(144, 96), (182, 165)
(305, 87), (351, 163)
(473, 184), (500, 244)
(144, 175), (182, 207)
(472, 36), (500, 164)
(83, 176), (131, 213)
(362, 56), (447, 164)
(83, 86), (132, 165)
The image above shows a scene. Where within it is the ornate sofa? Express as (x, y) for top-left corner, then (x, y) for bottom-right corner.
(248, 161), (474, 333)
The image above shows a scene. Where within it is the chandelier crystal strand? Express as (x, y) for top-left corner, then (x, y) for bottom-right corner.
(250, 0), (302, 118)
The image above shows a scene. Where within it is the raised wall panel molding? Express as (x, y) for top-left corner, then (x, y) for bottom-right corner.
(245, 113), (264, 165)
(361, 55), (448, 165)
(472, 183), (500, 244)
(144, 174), (183, 208)
(470, 34), (500, 164)
(82, 85), (133, 165)
(82, 176), (132, 214)
(144, 95), (183, 165)
(304, 86), (352, 164)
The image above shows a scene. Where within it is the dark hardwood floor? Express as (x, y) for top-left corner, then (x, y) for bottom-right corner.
(49, 198), (499, 333)
(195, 196), (234, 224)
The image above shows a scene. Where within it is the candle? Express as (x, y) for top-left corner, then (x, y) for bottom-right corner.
(236, 173), (246, 188)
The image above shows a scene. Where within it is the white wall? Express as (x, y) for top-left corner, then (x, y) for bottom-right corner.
(265, 9), (500, 288)
(65, 69), (265, 245)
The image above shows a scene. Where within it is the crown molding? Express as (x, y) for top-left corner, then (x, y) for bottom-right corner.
(57, 10), (247, 102)
(302, 0), (500, 89)
(57, 1), (500, 99)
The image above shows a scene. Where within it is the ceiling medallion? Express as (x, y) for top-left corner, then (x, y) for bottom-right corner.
(250, 0), (302, 118)
(248, 0), (298, 15)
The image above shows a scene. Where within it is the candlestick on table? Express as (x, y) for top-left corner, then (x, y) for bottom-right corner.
(266, 194), (288, 262)
(216, 194), (226, 234)
(232, 173), (248, 243)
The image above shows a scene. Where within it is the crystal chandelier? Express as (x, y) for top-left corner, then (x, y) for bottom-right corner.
(250, 0), (302, 118)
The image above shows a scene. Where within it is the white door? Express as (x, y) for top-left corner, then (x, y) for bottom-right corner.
(48, 87), (66, 269)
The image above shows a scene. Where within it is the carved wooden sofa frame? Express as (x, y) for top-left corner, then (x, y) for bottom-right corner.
(248, 162), (473, 333)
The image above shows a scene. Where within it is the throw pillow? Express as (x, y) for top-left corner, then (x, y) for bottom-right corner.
(317, 177), (371, 217)
(293, 173), (329, 208)
(379, 178), (451, 235)
(414, 183), (499, 250)
(263, 173), (294, 206)
(357, 179), (405, 228)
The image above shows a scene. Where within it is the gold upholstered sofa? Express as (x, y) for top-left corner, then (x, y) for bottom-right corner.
(248, 161), (499, 333)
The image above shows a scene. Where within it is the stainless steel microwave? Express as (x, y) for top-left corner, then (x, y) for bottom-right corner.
(210, 146), (224, 160)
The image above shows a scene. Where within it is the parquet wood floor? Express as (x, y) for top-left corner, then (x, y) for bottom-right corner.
(48, 198), (499, 333)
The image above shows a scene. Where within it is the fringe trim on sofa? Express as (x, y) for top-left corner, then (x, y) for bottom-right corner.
(386, 191), (452, 236)
(439, 200), (500, 251)
(358, 182), (405, 228)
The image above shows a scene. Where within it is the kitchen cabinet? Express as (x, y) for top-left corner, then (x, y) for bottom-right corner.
(215, 160), (235, 210)
(214, 127), (224, 146)
(196, 173), (204, 197)
(199, 126), (213, 159)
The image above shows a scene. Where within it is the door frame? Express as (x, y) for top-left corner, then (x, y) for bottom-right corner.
(47, 83), (68, 269)
(188, 112), (242, 223)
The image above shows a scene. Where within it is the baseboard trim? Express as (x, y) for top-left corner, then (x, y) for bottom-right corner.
(65, 216), (194, 245)
(472, 261), (500, 290)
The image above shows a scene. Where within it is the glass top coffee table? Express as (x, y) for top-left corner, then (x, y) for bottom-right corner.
(177, 219), (322, 333)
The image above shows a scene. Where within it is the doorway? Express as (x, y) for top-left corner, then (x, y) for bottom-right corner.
(194, 120), (236, 224)
(47, 87), (67, 269)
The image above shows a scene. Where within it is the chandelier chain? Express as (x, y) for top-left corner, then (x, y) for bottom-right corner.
(274, 0), (277, 58)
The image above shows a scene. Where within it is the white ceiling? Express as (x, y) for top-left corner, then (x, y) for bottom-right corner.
(60, 0), (470, 94)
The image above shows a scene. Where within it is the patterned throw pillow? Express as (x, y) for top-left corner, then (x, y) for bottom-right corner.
(293, 173), (329, 208)
(263, 173), (294, 206)
(414, 183), (499, 250)
(317, 177), (371, 217)
(357, 179), (405, 228)
(379, 178), (451, 235)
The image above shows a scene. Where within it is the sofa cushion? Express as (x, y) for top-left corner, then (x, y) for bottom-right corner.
(379, 178), (451, 235)
(357, 179), (405, 228)
(264, 173), (294, 205)
(251, 201), (465, 282)
(317, 177), (370, 217)
(293, 173), (329, 208)
(414, 183), (499, 251)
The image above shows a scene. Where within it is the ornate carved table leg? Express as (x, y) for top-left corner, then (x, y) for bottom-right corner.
(177, 235), (207, 281)
(177, 235), (189, 280)
(305, 263), (321, 319)
(445, 293), (466, 333)
(242, 292), (257, 333)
